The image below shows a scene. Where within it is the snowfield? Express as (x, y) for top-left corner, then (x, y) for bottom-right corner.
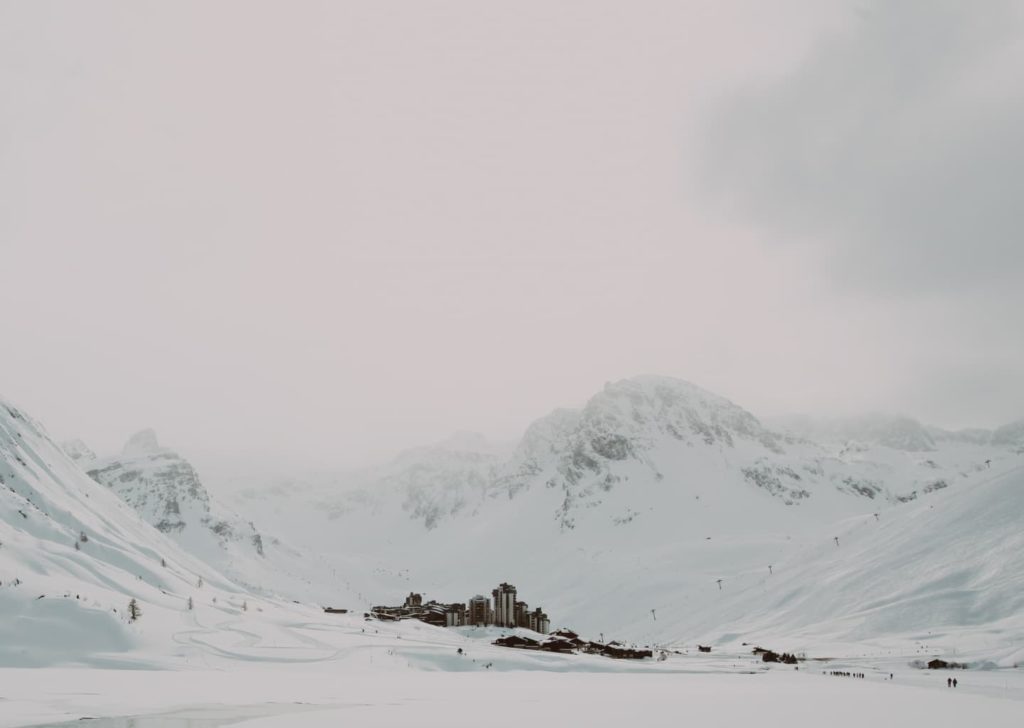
(3, 661), (1023, 727)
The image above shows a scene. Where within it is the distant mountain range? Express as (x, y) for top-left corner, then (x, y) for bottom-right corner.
(218, 375), (1023, 650)
(4, 375), (1023, 665)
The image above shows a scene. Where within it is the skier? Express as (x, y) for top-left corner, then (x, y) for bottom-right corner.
(947, 677), (952, 688)
(953, 678), (958, 688)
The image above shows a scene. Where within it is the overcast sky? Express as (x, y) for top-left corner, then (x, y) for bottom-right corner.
(2, 0), (1022, 470)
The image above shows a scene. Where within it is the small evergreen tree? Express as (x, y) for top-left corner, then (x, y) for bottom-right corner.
(187, 596), (194, 611)
(79, 531), (88, 543)
(74, 541), (80, 551)
(128, 598), (141, 622)
(161, 558), (167, 568)
(197, 576), (203, 588)
(242, 600), (248, 612)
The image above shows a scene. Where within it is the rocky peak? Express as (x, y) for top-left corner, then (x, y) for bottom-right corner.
(577, 376), (783, 454)
(493, 377), (787, 521)
(87, 435), (265, 557)
(122, 428), (163, 457)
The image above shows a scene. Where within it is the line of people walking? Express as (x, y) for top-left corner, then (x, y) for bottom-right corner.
(827, 670), (865, 678)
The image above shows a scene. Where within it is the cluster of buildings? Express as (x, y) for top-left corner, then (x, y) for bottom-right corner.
(371, 582), (551, 633)
(495, 628), (654, 660)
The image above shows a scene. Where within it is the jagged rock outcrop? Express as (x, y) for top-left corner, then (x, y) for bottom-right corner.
(122, 428), (162, 457)
(87, 432), (265, 557)
(490, 376), (795, 528)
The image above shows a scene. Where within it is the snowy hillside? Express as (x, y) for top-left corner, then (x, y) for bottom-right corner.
(683, 465), (1024, 666)
(0, 398), (241, 666)
(0, 397), (416, 671)
(76, 429), (370, 608)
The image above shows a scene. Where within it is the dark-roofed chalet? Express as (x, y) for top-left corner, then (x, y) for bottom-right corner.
(540, 636), (577, 653)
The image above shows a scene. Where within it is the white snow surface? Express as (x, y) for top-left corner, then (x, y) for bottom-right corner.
(3, 665), (1023, 728)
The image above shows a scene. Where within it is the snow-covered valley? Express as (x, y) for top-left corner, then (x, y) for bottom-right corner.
(2, 377), (1022, 727)
(221, 377), (1024, 653)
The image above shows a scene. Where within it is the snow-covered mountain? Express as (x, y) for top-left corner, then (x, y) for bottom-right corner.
(226, 376), (1022, 651)
(236, 376), (1015, 533)
(75, 429), (370, 607)
(87, 430), (266, 557)
(0, 397), (245, 666)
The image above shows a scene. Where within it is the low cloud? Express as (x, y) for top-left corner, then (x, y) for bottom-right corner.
(699, 0), (1024, 426)
(702, 0), (1024, 295)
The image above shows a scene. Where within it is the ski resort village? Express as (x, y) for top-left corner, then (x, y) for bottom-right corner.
(366, 585), (654, 658)
(371, 583), (551, 632)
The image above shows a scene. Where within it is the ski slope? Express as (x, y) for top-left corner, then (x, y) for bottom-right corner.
(675, 465), (1024, 664)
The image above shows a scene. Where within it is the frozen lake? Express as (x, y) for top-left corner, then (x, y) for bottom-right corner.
(5, 665), (1023, 728)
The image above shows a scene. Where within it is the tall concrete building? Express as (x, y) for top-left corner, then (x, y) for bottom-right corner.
(514, 600), (529, 628)
(467, 594), (490, 626)
(492, 583), (517, 628)
(443, 603), (466, 627)
(528, 607), (550, 634)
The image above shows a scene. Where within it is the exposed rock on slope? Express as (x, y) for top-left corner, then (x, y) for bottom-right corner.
(257, 377), (1018, 539)
(85, 430), (370, 607)
(87, 430), (265, 556)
